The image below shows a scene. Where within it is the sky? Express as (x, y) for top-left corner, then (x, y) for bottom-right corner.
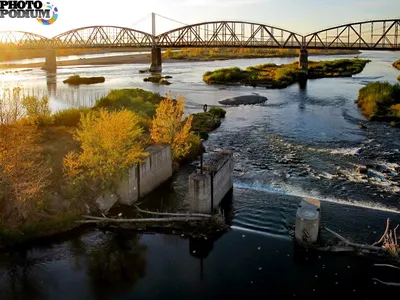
(0, 0), (399, 38)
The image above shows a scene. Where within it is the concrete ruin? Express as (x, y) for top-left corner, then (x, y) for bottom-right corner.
(189, 149), (233, 214)
(295, 197), (321, 243)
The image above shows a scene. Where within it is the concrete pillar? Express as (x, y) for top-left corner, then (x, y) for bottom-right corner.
(149, 47), (162, 73)
(42, 48), (57, 72)
(189, 173), (212, 214)
(295, 197), (321, 244)
(298, 48), (308, 74)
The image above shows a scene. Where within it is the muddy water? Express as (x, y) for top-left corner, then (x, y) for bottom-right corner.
(0, 51), (400, 299)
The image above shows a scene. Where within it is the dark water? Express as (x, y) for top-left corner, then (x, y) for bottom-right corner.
(1, 51), (400, 299)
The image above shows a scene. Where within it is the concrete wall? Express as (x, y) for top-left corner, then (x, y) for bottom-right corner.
(189, 149), (233, 214)
(212, 152), (233, 207)
(117, 144), (172, 206)
(188, 173), (212, 214)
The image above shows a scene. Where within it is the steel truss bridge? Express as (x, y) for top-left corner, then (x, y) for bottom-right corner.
(1, 19), (399, 50)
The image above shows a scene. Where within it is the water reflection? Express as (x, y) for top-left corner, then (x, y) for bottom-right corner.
(86, 232), (147, 297)
(46, 72), (57, 96)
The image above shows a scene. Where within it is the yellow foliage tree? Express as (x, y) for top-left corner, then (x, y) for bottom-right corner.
(63, 109), (147, 189)
(150, 94), (198, 162)
(0, 122), (51, 223)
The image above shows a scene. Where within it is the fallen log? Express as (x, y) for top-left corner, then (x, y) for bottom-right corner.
(325, 227), (383, 252)
(78, 215), (207, 224)
(134, 206), (212, 218)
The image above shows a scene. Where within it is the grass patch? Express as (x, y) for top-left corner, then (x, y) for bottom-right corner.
(203, 59), (370, 88)
(356, 81), (400, 121)
(95, 88), (163, 118)
(0, 212), (81, 247)
(191, 108), (226, 140)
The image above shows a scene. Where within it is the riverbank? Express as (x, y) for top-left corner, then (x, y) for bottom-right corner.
(163, 48), (361, 61)
(203, 58), (370, 88)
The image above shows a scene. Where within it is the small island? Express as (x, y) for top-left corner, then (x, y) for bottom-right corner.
(393, 59), (400, 70)
(203, 59), (370, 89)
(143, 75), (172, 85)
(357, 81), (400, 123)
(63, 75), (105, 85)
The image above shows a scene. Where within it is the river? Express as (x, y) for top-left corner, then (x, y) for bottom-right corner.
(0, 51), (400, 299)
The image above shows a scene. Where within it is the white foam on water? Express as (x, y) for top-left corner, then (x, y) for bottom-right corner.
(233, 182), (400, 214)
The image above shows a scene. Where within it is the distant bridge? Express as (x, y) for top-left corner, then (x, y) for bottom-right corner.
(1, 17), (399, 71)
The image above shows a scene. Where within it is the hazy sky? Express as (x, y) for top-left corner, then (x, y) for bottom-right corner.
(0, 0), (399, 37)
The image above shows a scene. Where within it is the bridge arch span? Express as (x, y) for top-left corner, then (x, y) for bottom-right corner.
(49, 26), (153, 48)
(0, 31), (48, 48)
(156, 21), (303, 48)
(304, 19), (400, 50)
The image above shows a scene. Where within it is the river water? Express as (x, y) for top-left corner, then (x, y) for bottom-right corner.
(1, 51), (400, 299)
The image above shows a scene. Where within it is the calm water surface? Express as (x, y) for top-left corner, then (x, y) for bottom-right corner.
(0, 51), (400, 299)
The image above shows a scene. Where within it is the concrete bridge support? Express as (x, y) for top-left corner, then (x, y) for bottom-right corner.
(149, 47), (162, 73)
(42, 49), (57, 72)
(298, 48), (308, 74)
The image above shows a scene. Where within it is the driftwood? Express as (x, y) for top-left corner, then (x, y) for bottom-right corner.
(134, 206), (212, 218)
(78, 215), (207, 224)
(325, 227), (383, 252)
(372, 218), (399, 256)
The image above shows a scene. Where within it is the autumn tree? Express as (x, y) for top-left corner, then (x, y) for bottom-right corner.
(0, 122), (51, 223)
(63, 109), (147, 190)
(150, 94), (199, 162)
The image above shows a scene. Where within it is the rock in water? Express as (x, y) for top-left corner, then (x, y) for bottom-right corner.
(356, 166), (368, 174)
(219, 95), (268, 106)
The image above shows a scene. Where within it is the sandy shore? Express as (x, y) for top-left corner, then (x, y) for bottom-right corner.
(0, 54), (180, 70)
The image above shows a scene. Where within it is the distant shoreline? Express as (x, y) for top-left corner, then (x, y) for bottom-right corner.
(0, 50), (363, 70)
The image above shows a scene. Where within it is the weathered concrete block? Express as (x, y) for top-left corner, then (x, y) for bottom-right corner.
(117, 165), (139, 205)
(189, 149), (233, 214)
(189, 173), (212, 214)
(115, 143), (172, 206)
(96, 192), (118, 213)
(295, 197), (321, 243)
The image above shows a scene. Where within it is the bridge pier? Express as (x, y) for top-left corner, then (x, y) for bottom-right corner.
(298, 48), (308, 74)
(149, 47), (162, 73)
(42, 49), (57, 72)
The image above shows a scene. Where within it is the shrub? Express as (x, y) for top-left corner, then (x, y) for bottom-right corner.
(0, 87), (24, 124)
(52, 107), (91, 127)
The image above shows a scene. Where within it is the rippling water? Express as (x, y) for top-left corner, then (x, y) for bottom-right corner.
(1, 51), (400, 299)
